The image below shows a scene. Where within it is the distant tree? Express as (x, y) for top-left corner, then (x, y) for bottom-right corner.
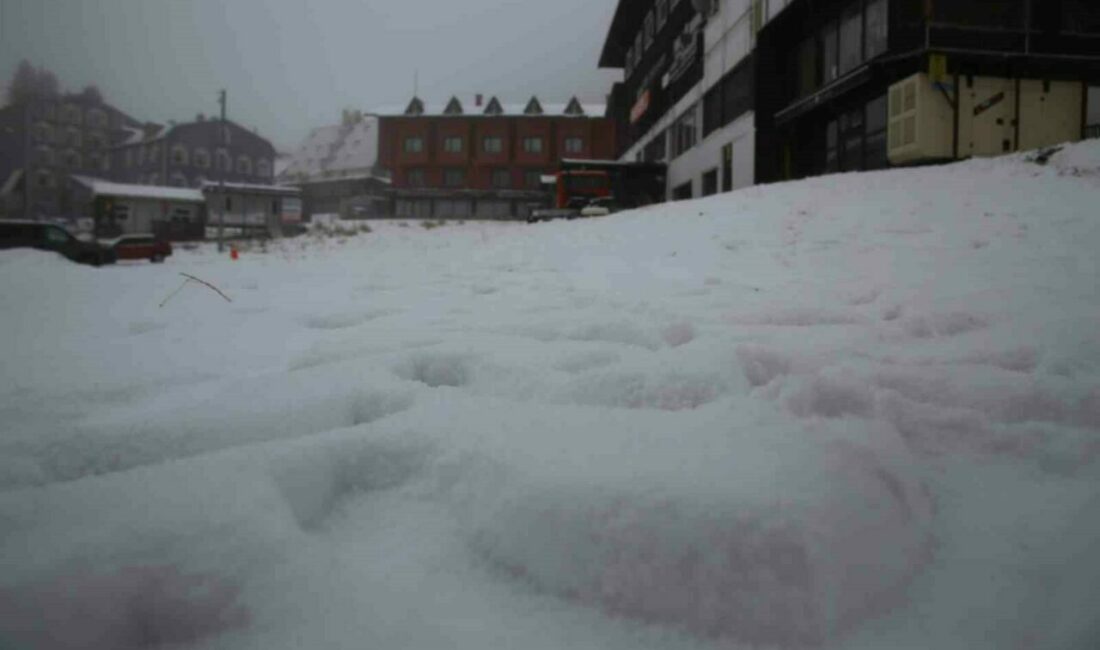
(38, 69), (60, 97)
(80, 85), (103, 104)
(5, 60), (61, 105)
(6, 59), (38, 105)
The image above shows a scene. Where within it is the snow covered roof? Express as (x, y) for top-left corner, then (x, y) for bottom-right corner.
(70, 175), (205, 202)
(372, 95), (606, 118)
(200, 181), (300, 195)
(278, 117), (380, 183)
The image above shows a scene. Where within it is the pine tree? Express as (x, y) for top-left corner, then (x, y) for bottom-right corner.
(6, 59), (38, 105)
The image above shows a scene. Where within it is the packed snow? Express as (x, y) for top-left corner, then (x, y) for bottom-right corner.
(2, 143), (1099, 650)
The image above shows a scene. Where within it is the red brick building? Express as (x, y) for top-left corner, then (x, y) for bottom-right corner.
(376, 95), (615, 219)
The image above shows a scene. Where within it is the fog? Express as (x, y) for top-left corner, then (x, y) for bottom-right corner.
(0, 0), (621, 149)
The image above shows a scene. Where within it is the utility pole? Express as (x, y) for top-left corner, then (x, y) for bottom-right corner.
(217, 89), (227, 252)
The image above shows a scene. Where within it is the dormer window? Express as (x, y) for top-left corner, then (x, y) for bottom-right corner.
(405, 97), (425, 116)
(523, 96), (544, 116)
(443, 96), (464, 115)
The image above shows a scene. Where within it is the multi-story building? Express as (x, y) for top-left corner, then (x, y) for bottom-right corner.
(601, 0), (1100, 199)
(0, 91), (141, 218)
(279, 111), (391, 219)
(110, 117), (277, 189)
(375, 95), (615, 219)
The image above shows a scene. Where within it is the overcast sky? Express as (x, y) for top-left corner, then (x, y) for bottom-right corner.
(0, 0), (622, 150)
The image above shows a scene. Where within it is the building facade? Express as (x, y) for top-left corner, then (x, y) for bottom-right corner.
(279, 111), (391, 219)
(110, 118), (277, 189)
(0, 91), (141, 218)
(600, 0), (1100, 199)
(375, 95), (615, 219)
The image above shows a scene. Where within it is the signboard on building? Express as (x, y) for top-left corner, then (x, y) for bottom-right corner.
(281, 196), (303, 224)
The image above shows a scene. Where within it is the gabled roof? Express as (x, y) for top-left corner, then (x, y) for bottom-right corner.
(484, 96), (504, 115)
(564, 97), (586, 116)
(443, 96), (464, 115)
(373, 96), (606, 118)
(523, 96), (544, 115)
(70, 175), (205, 202)
(405, 97), (425, 116)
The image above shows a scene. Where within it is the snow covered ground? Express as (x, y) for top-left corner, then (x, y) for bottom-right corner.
(2, 144), (1099, 649)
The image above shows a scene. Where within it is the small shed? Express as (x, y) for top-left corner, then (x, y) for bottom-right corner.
(70, 175), (206, 240)
(201, 182), (302, 238)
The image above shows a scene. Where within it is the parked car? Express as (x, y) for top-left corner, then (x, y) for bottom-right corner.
(579, 196), (621, 218)
(104, 234), (173, 263)
(0, 220), (117, 267)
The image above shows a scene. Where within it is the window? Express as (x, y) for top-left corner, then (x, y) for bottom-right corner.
(670, 104), (698, 158)
(821, 20), (839, 84)
(645, 11), (655, 49)
(149, 172), (161, 185)
(523, 170), (544, 190)
(88, 133), (107, 150)
(137, 147), (146, 165)
(236, 155), (252, 174)
(34, 145), (54, 165)
(88, 152), (103, 171)
(44, 227), (69, 246)
(194, 148), (211, 169)
(864, 94), (889, 170)
(256, 159), (272, 177)
(839, 107), (864, 171)
(704, 58), (756, 137)
(672, 181), (693, 200)
(625, 45), (635, 79)
(404, 137), (424, 153)
(656, 0), (668, 28)
(443, 136), (463, 153)
(483, 136), (503, 153)
(216, 149), (230, 171)
(125, 149), (133, 168)
(63, 150), (82, 169)
(443, 168), (466, 187)
(522, 137), (543, 154)
(170, 172), (188, 187)
(407, 168), (426, 187)
(435, 199), (472, 219)
(148, 144), (160, 162)
(171, 144), (189, 165)
(67, 128), (82, 148)
(643, 131), (667, 162)
(702, 169), (719, 196)
(62, 104), (81, 125)
(721, 142), (733, 192)
(797, 37), (818, 98)
(491, 169), (511, 188)
(87, 109), (107, 129)
(36, 170), (54, 188)
(839, 2), (863, 76)
(564, 137), (584, 154)
(33, 122), (53, 143)
(865, 0), (888, 60)
(634, 32), (643, 65)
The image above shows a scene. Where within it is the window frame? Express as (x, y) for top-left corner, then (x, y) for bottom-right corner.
(443, 136), (464, 154)
(403, 136), (425, 154)
(522, 136), (544, 154)
(482, 136), (504, 154)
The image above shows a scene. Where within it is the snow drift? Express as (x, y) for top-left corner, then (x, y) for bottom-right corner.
(1, 143), (1099, 650)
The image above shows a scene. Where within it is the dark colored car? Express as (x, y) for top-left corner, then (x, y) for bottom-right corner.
(107, 234), (173, 263)
(0, 220), (117, 267)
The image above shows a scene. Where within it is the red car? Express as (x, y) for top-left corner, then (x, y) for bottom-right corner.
(108, 234), (173, 263)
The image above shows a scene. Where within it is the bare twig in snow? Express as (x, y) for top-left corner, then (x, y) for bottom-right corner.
(160, 273), (233, 308)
